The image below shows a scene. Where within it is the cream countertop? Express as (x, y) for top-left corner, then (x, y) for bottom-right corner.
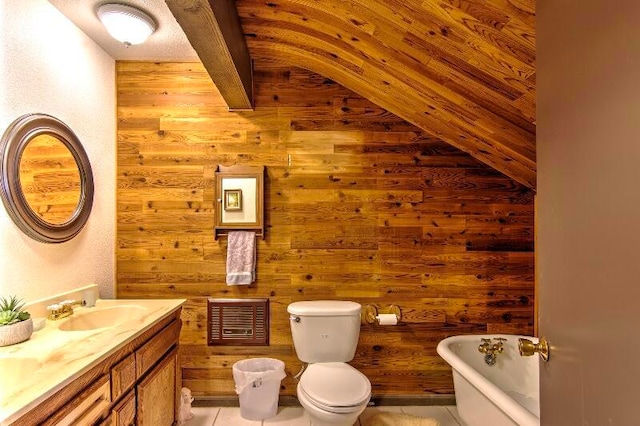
(0, 298), (185, 425)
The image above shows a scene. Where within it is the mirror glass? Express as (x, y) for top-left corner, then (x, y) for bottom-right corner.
(19, 134), (81, 225)
(0, 114), (94, 243)
(220, 177), (257, 225)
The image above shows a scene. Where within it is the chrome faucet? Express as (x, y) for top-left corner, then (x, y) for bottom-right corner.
(47, 299), (86, 320)
(478, 337), (507, 366)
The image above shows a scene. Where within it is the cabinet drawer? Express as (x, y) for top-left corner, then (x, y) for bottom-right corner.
(43, 374), (111, 426)
(136, 319), (181, 378)
(111, 353), (136, 401)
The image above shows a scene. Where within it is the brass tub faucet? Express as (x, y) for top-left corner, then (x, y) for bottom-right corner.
(478, 337), (506, 366)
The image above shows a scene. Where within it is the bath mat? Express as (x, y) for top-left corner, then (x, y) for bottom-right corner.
(363, 412), (440, 426)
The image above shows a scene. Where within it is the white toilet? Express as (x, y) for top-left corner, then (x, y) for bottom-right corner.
(288, 300), (371, 426)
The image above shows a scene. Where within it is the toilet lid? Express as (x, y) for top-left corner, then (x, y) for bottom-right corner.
(299, 363), (371, 412)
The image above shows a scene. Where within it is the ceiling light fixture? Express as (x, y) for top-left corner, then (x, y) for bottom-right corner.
(97, 3), (156, 47)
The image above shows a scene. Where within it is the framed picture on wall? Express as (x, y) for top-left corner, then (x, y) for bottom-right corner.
(224, 189), (242, 211)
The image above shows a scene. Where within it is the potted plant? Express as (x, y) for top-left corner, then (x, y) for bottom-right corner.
(0, 296), (33, 346)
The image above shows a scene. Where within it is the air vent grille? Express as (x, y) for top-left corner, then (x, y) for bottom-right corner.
(208, 298), (269, 346)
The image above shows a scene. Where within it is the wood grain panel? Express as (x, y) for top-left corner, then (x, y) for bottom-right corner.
(116, 62), (534, 398)
(234, 0), (536, 188)
(166, 0), (537, 187)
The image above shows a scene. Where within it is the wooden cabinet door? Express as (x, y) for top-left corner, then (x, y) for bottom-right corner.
(112, 390), (136, 426)
(99, 390), (135, 426)
(136, 347), (178, 426)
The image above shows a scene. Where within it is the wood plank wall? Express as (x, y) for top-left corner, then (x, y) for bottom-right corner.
(116, 61), (535, 398)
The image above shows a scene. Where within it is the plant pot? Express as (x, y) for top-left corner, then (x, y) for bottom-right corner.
(0, 318), (33, 347)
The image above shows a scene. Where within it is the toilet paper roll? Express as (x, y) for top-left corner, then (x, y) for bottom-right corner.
(376, 314), (398, 325)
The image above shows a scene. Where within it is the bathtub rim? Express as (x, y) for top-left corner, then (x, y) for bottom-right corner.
(437, 334), (539, 426)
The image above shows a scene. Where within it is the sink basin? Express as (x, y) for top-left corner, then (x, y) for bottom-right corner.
(58, 305), (147, 331)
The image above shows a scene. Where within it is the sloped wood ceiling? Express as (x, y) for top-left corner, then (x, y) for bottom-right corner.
(172, 0), (536, 189)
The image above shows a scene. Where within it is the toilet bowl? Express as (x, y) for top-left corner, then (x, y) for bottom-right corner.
(297, 362), (371, 426)
(287, 301), (371, 426)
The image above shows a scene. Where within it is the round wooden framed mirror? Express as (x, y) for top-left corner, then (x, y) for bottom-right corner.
(0, 114), (94, 243)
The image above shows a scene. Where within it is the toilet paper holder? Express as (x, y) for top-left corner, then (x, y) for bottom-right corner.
(364, 304), (401, 324)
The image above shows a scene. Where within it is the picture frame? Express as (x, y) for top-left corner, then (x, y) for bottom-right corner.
(224, 189), (242, 211)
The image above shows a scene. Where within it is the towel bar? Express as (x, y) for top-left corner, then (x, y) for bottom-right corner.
(214, 229), (264, 240)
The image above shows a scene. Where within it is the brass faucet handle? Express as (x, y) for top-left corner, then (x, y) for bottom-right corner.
(46, 303), (70, 320)
(46, 299), (85, 320)
(492, 337), (507, 352)
(46, 303), (63, 313)
(478, 338), (491, 353)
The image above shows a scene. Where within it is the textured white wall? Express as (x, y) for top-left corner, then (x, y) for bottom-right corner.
(0, 0), (116, 301)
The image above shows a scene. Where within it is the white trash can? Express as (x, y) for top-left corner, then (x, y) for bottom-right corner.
(233, 358), (286, 420)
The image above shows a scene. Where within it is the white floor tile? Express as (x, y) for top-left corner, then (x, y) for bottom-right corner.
(401, 406), (461, 426)
(214, 407), (262, 425)
(445, 406), (465, 425)
(187, 406), (219, 426)
(189, 405), (464, 426)
(263, 407), (311, 425)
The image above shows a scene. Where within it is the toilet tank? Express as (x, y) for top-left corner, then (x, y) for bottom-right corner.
(287, 300), (362, 363)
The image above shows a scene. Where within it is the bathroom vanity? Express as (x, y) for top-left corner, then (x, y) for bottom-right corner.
(0, 298), (185, 425)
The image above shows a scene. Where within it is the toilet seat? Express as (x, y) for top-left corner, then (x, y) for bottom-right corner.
(299, 362), (371, 414)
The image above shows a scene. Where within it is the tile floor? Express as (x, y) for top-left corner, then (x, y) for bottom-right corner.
(188, 405), (464, 426)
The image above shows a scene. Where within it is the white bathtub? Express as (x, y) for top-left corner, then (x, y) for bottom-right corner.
(437, 334), (539, 426)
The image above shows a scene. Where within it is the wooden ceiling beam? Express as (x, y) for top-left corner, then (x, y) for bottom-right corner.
(166, 0), (253, 110)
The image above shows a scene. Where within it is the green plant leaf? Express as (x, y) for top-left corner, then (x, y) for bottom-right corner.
(0, 310), (19, 325)
(0, 296), (30, 325)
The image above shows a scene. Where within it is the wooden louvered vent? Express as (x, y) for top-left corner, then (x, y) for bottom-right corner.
(207, 298), (269, 346)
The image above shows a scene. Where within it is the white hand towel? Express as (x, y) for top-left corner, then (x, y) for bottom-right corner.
(226, 231), (256, 285)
